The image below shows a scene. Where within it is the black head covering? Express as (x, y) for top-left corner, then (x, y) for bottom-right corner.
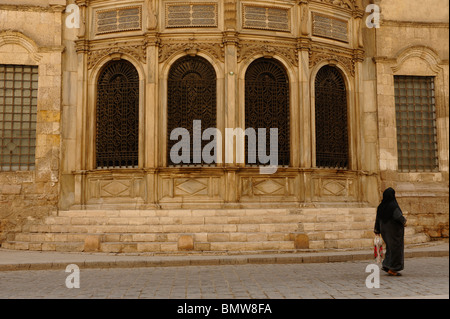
(376, 187), (400, 222)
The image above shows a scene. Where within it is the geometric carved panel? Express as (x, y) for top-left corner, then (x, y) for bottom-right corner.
(86, 176), (145, 201)
(100, 180), (131, 197)
(312, 12), (348, 42)
(241, 177), (295, 197)
(175, 178), (208, 196)
(312, 177), (356, 201)
(159, 176), (223, 200)
(96, 6), (142, 35)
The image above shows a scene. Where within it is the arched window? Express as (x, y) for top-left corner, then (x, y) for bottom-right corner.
(167, 55), (217, 166)
(315, 65), (348, 169)
(96, 60), (139, 169)
(245, 58), (290, 166)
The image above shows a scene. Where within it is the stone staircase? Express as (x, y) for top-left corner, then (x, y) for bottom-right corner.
(1, 208), (430, 254)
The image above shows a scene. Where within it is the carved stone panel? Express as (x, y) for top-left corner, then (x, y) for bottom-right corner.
(312, 176), (357, 201)
(159, 175), (224, 201)
(312, 12), (348, 42)
(240, 176), (298, 200)
(242, 5), (290, 32)
(95, 6), (142, 35)
(86, 174), (146, 203)
(166, 3), (218, 28)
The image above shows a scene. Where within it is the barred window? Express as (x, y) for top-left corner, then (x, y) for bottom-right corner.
(167, 55), (217, 166)
(394, 76), (439, 172)
(315, 65), (348, 169)
(96, 60), (139, 169)
(245, 58), (290, 166)
(0, 64), (38, 171)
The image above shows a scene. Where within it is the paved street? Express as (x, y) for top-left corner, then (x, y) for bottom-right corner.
(0, 256), (448, 299)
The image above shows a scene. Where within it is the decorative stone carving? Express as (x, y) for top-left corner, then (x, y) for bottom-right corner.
(224, 0), (237, 30)
(241, 177), (295, 197)
(238, 41), (298, 67)
(312, 177), (356, 200)
(87, 42), (147, 69)
(95, 6), (142, 35)
(165, 3), (218, 28)
(312, 12), (348, 43)
(158, 41), (224, 63)
(242, 5), (290, 32)
(309, 48), (355, 76)
(159, 176), (224, 200)
(87, 175), (145, 201)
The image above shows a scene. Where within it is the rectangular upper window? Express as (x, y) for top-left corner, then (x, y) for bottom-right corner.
(96, 6), (142, 34)
(0, 64), (38, 172)
(166, 3), (218, 28)
(243, 5), (290, 32)
(394, 76), (439, 172)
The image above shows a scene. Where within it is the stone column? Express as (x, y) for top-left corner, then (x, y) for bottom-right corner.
(223, 0), (239, 205)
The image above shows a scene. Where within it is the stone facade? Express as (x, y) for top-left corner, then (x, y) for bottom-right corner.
(0, 0), (65, 241)
(374, 0), (449, 238)
(0, 0), (448, 252)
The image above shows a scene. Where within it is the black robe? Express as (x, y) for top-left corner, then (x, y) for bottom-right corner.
(374, 189), (407, 272)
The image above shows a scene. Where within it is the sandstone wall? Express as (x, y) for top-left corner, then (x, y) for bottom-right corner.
(0, 0), (65, 241)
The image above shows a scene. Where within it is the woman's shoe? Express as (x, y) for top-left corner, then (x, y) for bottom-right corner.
(388, 270), (402, 276)
(381, 267), (389, 272)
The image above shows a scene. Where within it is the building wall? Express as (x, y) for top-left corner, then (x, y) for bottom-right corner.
(56, 0), (382, 212)
(0, 0), (448, 245)
(375, 0), (449, 238)
(0, 0), (65, 240)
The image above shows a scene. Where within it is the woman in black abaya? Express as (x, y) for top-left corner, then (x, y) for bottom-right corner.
(374, 187), (407, 276)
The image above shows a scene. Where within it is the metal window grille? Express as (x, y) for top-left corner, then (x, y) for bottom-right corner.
(96, 60), (139, 169)
(315, 65), (349, 169)
(0, 64), (38, 171)
(167, 56), (217, 166)
(394, 76), (438, 172)
(245, 58), (290, 166)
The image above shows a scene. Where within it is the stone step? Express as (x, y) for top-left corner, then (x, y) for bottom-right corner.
(1, 241), (85, 252)
(40, 215), (304, 226)
(2, 207), (430, 254)
(1, 240), (296, 253)
(302, 221), (375, 232)
(13, 231), (293, 243)
(57, 209), (292, 218)
(23, 223), (302, 234)
(309, 238), (374, 250)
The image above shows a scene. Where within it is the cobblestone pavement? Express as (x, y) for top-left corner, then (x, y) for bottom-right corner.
(0, 257), (447, 299)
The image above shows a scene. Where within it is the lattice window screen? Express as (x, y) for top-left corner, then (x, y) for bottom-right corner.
(96, 60), (139, 169)
(167, 56), (217, 166)
(394, 76), (439, 172)
(245, 58), (290, 166)
(315, 65), (349, 169)
(0, 64), (38, 171)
